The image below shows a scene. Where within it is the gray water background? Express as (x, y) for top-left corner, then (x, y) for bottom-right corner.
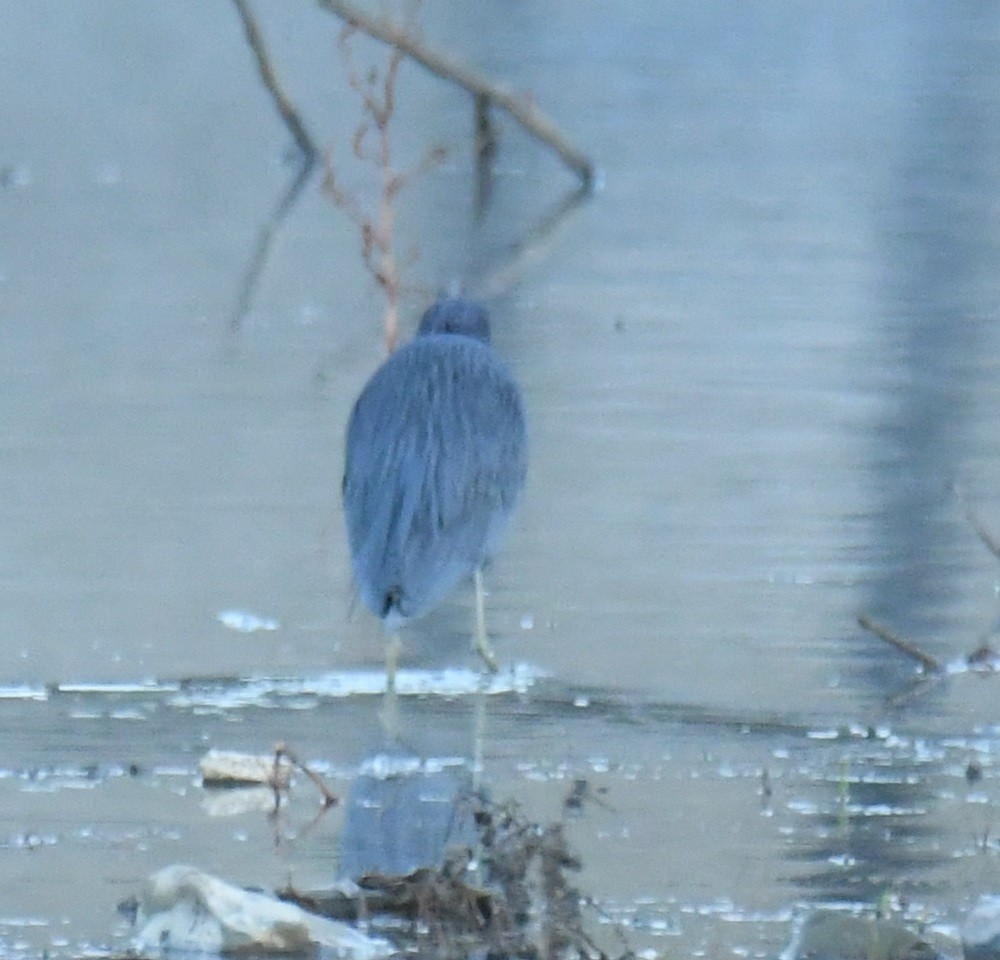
(3, 2), (1000, 956)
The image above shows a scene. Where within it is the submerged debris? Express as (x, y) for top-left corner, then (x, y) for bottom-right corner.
(281, 791), (615, 960)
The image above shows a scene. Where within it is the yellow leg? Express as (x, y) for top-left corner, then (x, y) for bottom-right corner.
(473, 568), (499, 673)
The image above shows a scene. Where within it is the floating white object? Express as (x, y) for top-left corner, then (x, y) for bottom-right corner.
(169, 662), (545, 710)
(198, 749), (291, 788)
(216, 610), (280, 633)
(134, 864), (393, 957)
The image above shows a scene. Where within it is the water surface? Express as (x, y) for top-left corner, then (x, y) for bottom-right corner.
(2, 2), (1000, 956)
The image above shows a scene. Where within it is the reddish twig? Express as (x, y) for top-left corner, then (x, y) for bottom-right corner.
(323, 8), (443, 352)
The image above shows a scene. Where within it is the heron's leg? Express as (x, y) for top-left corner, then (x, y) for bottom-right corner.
(381, 633), (402, 739)
(386, 633), (402, 691)
(473, 567), (499, 672)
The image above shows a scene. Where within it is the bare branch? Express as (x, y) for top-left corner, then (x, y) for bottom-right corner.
(316, 0), (596, 187)
(857, 614), (944, 673)
(232, 0), (317, 163)
(320, 151), (367, 227)
(966, 505), (1000, 562)
(352, 122), (371, 161)
(382, 44), (405, 125)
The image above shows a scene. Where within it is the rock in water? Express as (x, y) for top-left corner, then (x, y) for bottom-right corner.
(134, 864), (392, 957)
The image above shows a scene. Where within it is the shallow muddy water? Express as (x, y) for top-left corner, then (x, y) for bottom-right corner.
(3, 2), (1000, 957)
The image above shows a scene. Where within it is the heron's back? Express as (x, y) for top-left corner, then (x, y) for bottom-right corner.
(343, 334), (527, 624)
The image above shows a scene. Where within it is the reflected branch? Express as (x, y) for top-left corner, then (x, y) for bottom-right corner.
(472, 182), (590, 301)
(230, 0), (319, 329)
(968, 512), (1000, 560)
(955, 485), (1000, 560)
(274, 740), (339, 808)
(230, 161), (314, 329)
(316, 0), (596, 188)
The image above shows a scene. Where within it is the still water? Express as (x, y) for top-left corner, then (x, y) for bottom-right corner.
(2, 1), (1000, 956)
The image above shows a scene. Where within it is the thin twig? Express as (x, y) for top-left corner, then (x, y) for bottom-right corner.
(274, 741), (339, 808)
(953, 484), (1000, 561)
(232, 0), (318, 163)
(965, 505), (1000, 562)
(328, 16), (435, 353)
(857, 614), (943, 673)
(315, 0), (595, 188)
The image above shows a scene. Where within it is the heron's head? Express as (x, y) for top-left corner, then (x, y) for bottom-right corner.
(417, 297), (491, 343)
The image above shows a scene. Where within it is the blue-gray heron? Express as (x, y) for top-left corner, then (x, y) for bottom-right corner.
(343, 297), (527, 679)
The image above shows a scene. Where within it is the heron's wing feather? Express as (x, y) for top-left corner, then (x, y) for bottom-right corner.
(342, 338), (526, 617)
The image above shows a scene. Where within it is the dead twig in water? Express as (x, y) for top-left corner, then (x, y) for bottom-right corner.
(857, 614), (943, 674)
(315, 0), (596, 189)
(273, 741), (338, 808)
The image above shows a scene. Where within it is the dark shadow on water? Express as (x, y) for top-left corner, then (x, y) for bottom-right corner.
(859, 10), (999, 695)
(782, 772), (943, 903)
(835, 15), (1000, 899)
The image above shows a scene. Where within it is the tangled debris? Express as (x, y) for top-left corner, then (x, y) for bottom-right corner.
(279, 790), (620, 960)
